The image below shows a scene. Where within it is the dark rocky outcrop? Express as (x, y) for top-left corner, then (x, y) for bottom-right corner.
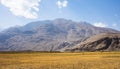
(65, 33), (120, 52)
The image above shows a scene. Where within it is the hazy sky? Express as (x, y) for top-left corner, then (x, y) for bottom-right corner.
(0, 0), (120, 30)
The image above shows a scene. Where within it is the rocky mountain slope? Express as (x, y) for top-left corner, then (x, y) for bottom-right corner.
(0, 18), (119, 51)
(65, 33), (120, 52)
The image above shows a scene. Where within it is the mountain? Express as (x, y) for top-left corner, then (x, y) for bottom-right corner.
(0, 18), (119, 51)
(65, 33), (120, 52)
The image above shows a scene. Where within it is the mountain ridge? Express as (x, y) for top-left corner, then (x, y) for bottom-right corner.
(65, 33), (120, 52)
(0, 18), (119, 51)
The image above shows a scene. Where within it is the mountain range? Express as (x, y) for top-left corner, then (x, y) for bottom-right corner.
(0, 18), (119, 51)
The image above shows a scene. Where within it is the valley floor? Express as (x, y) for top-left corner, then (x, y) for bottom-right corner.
(0, 52), (120, 69)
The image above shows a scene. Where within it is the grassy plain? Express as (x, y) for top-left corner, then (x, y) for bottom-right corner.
(0, 52), (120, 69)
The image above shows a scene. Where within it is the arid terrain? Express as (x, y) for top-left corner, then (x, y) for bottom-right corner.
(0, 0), (120, 69)
(0, 52), (120, 69)
(0, 19), (119, 51)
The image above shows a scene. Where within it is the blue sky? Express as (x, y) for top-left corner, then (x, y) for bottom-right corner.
(0, 0), (120, 31)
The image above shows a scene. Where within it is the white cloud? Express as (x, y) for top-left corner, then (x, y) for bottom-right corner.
(93, 22), (107, 27)
(56, 0), (68, 9)
(112, 23), (117, 27)
(0, 0), (41, 19)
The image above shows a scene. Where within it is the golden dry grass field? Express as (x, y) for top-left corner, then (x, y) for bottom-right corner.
(0, 52), (120, 69)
